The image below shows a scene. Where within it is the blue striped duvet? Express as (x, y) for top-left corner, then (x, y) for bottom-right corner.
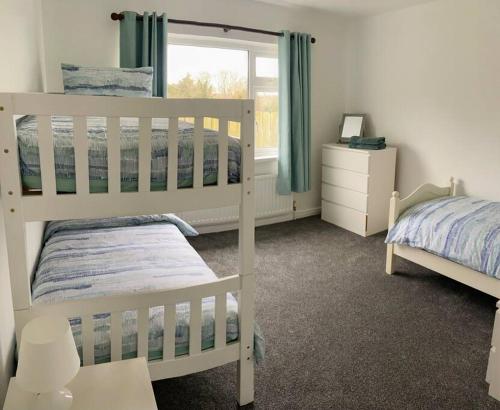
(17, 115), (241, 193)
(386, 196), (500, 278)
(32, 215), (240, 363)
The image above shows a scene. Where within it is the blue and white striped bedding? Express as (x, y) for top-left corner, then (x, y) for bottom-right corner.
(17, 115), (241, 193)
(32, 215), (240, 363)
(386, 196), (500, 278)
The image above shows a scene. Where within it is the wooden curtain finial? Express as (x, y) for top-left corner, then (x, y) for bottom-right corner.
(110, 12), (124, 21)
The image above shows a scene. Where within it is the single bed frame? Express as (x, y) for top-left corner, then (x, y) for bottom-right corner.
(385, 177), (500, 400)
(0, 93), (256, 406)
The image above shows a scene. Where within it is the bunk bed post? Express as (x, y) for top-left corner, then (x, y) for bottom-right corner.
(237, 100), (256, 406)
(450, 177), (457, 197)
(0, 94), (32, 318)
(385, 191), (400, 275)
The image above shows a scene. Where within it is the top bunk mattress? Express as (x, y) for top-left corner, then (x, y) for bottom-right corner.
(386, 196), (500, 278)
(17, 115), (241, 193)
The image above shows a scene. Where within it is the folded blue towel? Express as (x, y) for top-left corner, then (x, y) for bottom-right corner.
(350, 136), (385, 145)
(349, 142), (386, 150)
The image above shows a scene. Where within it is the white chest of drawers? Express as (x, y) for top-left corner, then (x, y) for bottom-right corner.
(321, 143), (397, 237)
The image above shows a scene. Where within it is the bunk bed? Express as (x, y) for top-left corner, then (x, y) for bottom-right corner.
(0, 93), (256, 406)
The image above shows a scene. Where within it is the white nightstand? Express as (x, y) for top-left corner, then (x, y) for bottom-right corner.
(3, 358), (158, 410)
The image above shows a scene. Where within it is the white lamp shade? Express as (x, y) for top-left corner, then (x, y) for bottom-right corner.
(16, 315), (80, 394)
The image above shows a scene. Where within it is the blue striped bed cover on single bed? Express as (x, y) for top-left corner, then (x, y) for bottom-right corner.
(386, 196), (500, 278)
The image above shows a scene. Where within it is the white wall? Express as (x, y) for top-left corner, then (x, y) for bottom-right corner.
(0, 0), (42, 405)
(0, 0), (43, 93)
(39, 0), (348, 214)
(345, 0), (500, 200)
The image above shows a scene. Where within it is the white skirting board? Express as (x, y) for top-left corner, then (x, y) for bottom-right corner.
(294, 207), (321, 219)
(178, 174), (293, 231)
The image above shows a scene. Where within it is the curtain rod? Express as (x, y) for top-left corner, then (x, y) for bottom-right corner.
(110, 13), (316, 44)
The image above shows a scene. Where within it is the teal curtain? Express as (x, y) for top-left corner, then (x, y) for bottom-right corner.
(277, 31), (312, 195)
(120, 11), (167, 97)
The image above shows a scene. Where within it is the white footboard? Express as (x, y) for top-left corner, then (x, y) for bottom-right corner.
(14, 275), (249, 380)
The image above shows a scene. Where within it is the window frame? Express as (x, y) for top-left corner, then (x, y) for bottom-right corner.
(167, 34), (279, 159)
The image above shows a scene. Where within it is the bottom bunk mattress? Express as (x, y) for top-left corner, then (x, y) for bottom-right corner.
(31, 215), (239, 363)
(386, 196), (500, 278)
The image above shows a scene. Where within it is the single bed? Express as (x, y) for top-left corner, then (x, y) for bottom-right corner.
(17, 115), (241, 193)
(384, 178), (500, 401)
(386, 195), (500, 279)
(384, 179), (500, 297)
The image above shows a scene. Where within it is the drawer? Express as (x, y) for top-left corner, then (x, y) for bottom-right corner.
(322, 183), (368, 213)
(322, 148), (369, 174)
(322, 200), (367, 236)
(322, 166), (369, 193)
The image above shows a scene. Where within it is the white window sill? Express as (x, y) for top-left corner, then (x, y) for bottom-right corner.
(254, 153), (278, 176)
(255, 154), (277, 162)
(255, 147), (278, 162)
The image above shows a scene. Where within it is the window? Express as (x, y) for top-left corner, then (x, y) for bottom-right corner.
(167, 35), (279, 158)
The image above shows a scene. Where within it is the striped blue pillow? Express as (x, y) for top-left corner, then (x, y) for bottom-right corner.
(61, 63), (153, 97)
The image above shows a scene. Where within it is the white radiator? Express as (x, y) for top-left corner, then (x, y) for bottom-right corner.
(178, 174), (293, 229)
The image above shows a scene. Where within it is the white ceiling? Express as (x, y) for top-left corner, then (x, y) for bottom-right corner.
(256, 0), (435, 16)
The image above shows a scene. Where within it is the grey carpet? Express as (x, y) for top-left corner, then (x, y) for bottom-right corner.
(153, 216), (500, 409)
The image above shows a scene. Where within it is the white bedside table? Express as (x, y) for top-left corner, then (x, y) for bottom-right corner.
(3, 357), (158, 410)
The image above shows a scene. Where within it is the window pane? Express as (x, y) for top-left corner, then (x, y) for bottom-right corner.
(228, 121), (241, 139)
(255, 91), (278, 149)
(204, 117), (219, 131)
(167, 44), (248, 98)
(256, 57), (278, 78)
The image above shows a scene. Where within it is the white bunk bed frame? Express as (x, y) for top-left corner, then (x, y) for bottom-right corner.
(385, 177), (500, 401)
(0, 93), (256, 406)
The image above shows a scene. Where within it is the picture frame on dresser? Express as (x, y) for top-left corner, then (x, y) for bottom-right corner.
(339, 114), (366, 143)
